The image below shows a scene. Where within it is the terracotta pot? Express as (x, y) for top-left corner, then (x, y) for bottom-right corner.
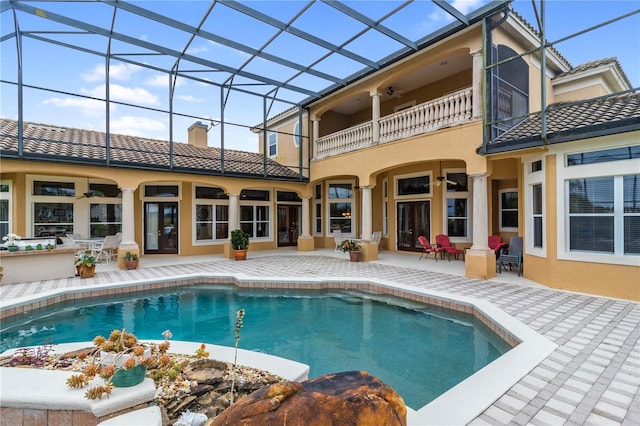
(79, 264), (95, 279)
(234, 249), (248, 261)
(349, 251), (361, 262)
(124, 260), (138, 270)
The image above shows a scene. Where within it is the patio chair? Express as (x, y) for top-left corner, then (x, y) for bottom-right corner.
(372, 231), (382, 247)
(488, 235), (509, 257)
(497, 237), (523, 276)
(435, 234), (465, 261)
(417, 236), (439, 260)
(333, 231), (343, 251)
(95, 234), (119, 263)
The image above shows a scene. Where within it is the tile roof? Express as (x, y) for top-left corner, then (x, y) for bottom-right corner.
(490, 91), (640, 148)
(0, 118), (302, 181)
(555, 57), (633, 89)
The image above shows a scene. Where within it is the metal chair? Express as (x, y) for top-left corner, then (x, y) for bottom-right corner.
(371, 231), (382, 247)
(435, 234), (464, 261)
(95, 234), (120, 263)
(417, 235), (440, 260)
(333, 231), (343, 251)
(497, 237), (523, 276)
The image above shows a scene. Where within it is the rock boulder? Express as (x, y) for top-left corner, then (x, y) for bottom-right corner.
(211, 371), (406, 426)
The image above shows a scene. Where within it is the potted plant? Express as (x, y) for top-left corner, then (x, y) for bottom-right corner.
(66, 329), (172, 399)
(230, 229), (250, 261)
(340, 239), (362, 262)
(123, 251), (139, 270)
(76, 253), (97, 278)
(3, 233), (21, 252)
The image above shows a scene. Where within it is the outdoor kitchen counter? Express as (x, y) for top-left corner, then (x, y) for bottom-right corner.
(0, 247), (80, 284)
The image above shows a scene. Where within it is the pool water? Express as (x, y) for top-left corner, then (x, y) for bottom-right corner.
(0, 285), (511, 409)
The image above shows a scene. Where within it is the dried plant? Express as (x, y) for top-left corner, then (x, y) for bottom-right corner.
(229, 308), (245, 405)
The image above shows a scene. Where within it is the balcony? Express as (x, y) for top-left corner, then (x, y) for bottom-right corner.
(315, 87), (473, 160)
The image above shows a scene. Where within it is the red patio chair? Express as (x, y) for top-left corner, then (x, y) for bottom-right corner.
(435, 234), (464, 261)
(488, 235), (509, 257)
(417, 236), (440, 260)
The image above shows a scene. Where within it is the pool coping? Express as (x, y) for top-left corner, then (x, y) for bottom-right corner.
(0, 272), (558, 425)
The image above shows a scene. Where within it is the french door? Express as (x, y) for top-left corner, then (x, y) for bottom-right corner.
(144, 202), (178, 254)
(277, 205), (301, 247)
(397, 201), (430, 252)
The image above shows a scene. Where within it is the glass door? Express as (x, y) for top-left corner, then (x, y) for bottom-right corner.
(277, 205), (301, 247)
(397, 201), (430, 252)
(144, 202), (178, 254)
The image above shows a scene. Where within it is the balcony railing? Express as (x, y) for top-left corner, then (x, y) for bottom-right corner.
(315, 87), (473, 159)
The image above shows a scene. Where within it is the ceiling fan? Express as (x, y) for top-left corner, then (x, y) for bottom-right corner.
(76, 190), (102, 199)
(434, 161), (458, 187)
(385, 86), (405, 99)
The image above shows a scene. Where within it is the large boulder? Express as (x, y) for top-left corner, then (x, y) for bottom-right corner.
(211, 371), (406, 426)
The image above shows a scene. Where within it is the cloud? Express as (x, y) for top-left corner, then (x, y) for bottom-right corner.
(41, 97), (107, 117)
(188, 45), (208, 54)
(81, 84), (160, 105)
(176, 94), (203, 102)
(109, 116), (166, 137)
(81, 63), (140, 82)
(146, 74), (185, 88)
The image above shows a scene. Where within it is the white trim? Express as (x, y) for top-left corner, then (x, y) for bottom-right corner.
(192, 185), (229, 246)
(0, 180), (12, 238)
(553, 138), (640, 267)
(382, 178), (389, 237)
(293, 121), (301, 148)
(442, 168), (471, 243)
(326, 180), (356, 236)
(268, 132), (278, 157)
(523, 157), (546, 258)
(394, 171), (433, 200)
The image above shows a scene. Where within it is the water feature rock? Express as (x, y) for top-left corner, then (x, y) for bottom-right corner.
(210, 371), (407, 426)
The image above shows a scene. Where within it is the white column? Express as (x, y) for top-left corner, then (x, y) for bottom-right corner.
(312, 118), (320, 158)
(120, 187), (136, 244)
(371, 92), (381, 144)
(228, 193), (239, 232)
(471, 49), (483, 119)
(301, 196), (311, 238)
(360, 185), (373, 240)
(470, 173), (489, 250)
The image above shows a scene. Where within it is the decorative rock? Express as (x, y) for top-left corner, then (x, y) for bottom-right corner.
(211, 371), (407, 426)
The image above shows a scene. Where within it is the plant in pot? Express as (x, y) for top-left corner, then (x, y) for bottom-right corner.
(123, 251), (139, 270)
(76, 253), (97, 278)
(3, 233), (21, 252)
(230, 229), (250, 261)
(66, 328), (172, 399)
(340, 239), (362, 262)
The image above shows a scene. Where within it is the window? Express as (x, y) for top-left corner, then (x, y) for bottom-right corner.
(525, 157), (545, 255)
(89, 183), (121, 198)
(195, 186), (229, 242)
(532, 185), (543, 248)
(328, 182), (354, 234)
(0, 182), (11, 238)
(90, 204), (122, 237)
(568, 175), (639, 255)
(444, 171), (469, 238)
(397, 175), (430, 196)
(567, 146), (640, 166)
(33, 181), (75, 197)
(145, 185), (179, 197)
(314, 184), (322, 235)
(558, 143), (639, 264)
(240, 189), (270, 238)
(500, 190), (518, 231)
(268, 133), (277, 157)
(382, 178), (389, 236)
(34, 203), (74, 237)
(293, 122), (301, 148)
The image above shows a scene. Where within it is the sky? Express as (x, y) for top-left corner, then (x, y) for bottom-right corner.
(0, 0), (638, 154)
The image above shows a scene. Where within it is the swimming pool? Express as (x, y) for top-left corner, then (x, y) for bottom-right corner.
(0, 284), (510, 409)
